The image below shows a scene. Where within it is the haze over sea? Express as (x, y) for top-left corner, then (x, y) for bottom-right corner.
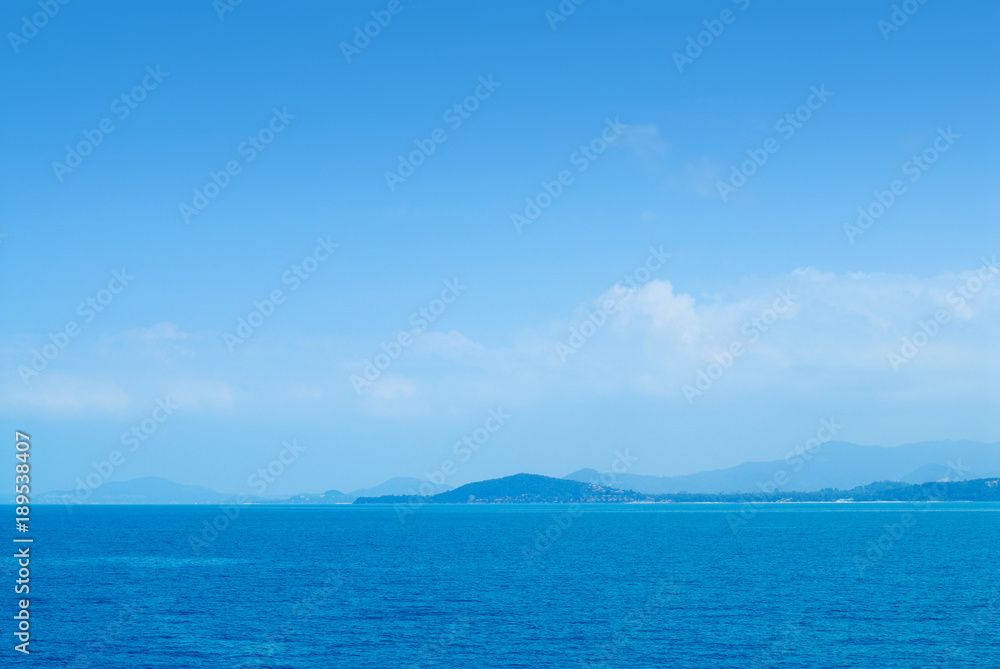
(10, 504), (999, 668)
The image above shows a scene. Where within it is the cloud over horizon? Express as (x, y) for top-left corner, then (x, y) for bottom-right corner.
(6, 260), (998, 422)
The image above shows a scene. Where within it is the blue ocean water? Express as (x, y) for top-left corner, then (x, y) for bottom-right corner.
(6, 503), (1000, 668)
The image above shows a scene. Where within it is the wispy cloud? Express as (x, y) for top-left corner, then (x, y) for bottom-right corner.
(4, 265), (997, 420)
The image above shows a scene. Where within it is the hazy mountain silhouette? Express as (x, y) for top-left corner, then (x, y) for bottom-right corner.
(30, 440), (1000, 504)
(348, 477), (452, 498)
(33, 476), (451, 505)
(565, 440), (1000, 494)
(36, 476), (231, 505)
(280, 489), (355, 504)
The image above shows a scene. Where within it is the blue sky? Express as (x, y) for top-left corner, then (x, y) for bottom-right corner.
(2, 0), (998, 495)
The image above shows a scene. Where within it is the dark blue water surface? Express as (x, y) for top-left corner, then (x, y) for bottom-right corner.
(6, 503), (1000, 668)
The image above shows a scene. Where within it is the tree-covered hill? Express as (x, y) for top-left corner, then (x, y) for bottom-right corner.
(353, 473), (1000, 504)
(354, 473), (652, 504)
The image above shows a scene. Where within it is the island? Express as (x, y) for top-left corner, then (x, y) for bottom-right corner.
(352, 473), (1000, 504)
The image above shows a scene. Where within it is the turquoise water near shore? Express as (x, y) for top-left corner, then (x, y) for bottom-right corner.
(9, 503), (1000, 667)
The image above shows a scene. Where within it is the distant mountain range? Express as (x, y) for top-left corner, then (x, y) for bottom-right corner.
(278, 477), (454, 504)
(31, 475), (450, 506)
(34, 477), (232, 505)
(24, 440), (1000, 505)
(565, 440), (1000, 494)
(355, 474), (1000, 504)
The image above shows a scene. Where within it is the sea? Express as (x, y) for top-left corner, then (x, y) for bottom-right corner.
(7, 503), (1000, 668)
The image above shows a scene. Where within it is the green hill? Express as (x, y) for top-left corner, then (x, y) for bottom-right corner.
(354, 473), (651, 504)
(352, 474), (1000, 505)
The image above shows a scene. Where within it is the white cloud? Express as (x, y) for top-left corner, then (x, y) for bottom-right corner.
(682, 157), (724, 197)
(347, 262), (1000, 409)
(619, 123), (672, 171)
(2, 374), (134, 419)
(158, 377), (235, 412)
(6, 264), (997, 420)
(93, 321), (198, 364)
